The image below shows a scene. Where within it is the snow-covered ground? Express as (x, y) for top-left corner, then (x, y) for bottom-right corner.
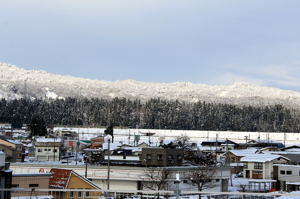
(54, 127), (300, 146)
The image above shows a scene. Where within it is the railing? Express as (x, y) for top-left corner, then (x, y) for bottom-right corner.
(0, 188), (298, 199)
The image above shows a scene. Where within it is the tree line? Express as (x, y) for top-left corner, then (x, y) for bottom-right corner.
(1, 97), (299, 132)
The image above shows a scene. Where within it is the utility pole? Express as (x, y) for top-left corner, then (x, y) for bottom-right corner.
(106, 138), (111, 193)
(53, 135), (56, 162)
(244, 136), (248, 145)
(76, 134), (79, 165)
(85, 155), (88, 178)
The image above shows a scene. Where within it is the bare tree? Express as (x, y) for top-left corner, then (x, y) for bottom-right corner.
(189, 166), (216, 191)
(142, 167), (170, 198)
(188, 153), (217, 192)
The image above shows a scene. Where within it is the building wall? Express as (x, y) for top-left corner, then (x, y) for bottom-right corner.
(141, 148), (183, 167)
(35, 146), (60, 161)
(0, 145), (15, 162)
(276, 164), (300, 182)
(65, 174), (102, 199)
(11, 175), (50, 197)
(92, 179), (138, 191)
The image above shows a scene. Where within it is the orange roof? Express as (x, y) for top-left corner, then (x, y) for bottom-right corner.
(49, 168), (72, 189)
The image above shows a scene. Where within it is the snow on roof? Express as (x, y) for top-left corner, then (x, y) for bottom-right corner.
(36, 137), (62, 143)
(11, 196), (53, 199)
(123, 147), (142, 152)
(229, 148), (258, 157)
(277, 191), (300, 199)
(241, 154), (288, 162)
(198, 146), (222, 151)
(7, 139), (22, 145)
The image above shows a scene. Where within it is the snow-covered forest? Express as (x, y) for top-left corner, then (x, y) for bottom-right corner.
(1, 97), (299, 132)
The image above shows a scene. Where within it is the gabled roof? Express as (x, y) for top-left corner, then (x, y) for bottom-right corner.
(49, 168), (101, 189)
(241, 154), (290, 163)
(281, 145), (300, 151)
(228, 148), (258, 157)
(49, 168), (72, 189)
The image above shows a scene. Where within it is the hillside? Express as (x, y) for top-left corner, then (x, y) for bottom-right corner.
(1, 63), (300, 107)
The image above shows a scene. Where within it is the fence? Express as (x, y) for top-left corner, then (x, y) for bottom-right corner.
(1, 188), (298, 199)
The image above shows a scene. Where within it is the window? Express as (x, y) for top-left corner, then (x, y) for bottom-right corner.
(252, 170), (263, 179)
(287, 170), (292, 175)
(44, 149), (47, 151)
(70, 192), (74, 198)
(157, 154), (163, 161)
(280, 170), (286, 175)
(54, 149), (57, 152)
(177, 155), (182, 161)
(254, 162), (263, 169)
(38, 149), (42, 152)
(244, 163), (248, 169)
(167, 155), (173, 160)
(78, 191), (82, 198)
(48, 149), (51, 151)
(29, 184), (39, 188)
(11, 184), (19, 188)
(85, 192), (90, 197)
(146, 154), (152, 160)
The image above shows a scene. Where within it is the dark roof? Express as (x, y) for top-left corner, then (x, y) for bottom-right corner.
(13, 173), (52, 177)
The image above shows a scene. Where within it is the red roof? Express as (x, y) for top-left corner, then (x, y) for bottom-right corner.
(49, 168), (72, 189)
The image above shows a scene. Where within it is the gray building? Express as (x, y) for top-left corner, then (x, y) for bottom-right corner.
(141, 147), (184, 167)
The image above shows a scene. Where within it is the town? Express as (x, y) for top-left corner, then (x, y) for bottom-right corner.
(1, 124), (300, 199)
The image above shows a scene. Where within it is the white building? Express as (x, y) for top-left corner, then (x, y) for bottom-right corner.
(241, 154), (289, 179)
(35, 137), (62, 161)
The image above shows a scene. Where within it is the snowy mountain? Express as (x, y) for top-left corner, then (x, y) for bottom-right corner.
(1, 63), (300, 107)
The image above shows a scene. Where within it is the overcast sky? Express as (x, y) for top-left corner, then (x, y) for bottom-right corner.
(1, 0), (300, 91)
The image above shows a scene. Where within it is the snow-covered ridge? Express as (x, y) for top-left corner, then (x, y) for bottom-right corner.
(1, 63), (300, 107)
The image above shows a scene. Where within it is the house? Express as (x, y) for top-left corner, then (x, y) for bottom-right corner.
(11, 173), (51, 197)
(274, 164), (300, 191)
(35, 137), (62, 161)
(103, 147), (142, 166)
(0, 152), (12, 199)
(141, 147), (184, 167)
(90, 135), (104, 149)
(49, 168), (102, 199)
(201, 139), (240, 149)
(246, 139), (285, 148)
(226, 148), (258, 163)
(0, 135), (24, 162)
(281, 145), (300, 152)
(241, 154), (290, 179)
(224, 148), (257, 174)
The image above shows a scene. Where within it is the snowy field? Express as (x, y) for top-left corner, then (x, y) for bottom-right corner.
(54, 127), (300, 146)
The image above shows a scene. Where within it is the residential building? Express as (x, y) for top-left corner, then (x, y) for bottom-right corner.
(103, 147), (141, 166)
(11, 173), (51, 197)
(274, 164), (300, 191)
(35, 137), (62, 161)
(90, 136), (105, 149)
(49, 168), (102, 199)
(141, 147), (184, 167)
(0, 135), (24, 162)
(241, 154), (289, 179)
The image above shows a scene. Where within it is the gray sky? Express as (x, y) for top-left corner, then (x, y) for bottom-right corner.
(1, 0), (300, 91)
